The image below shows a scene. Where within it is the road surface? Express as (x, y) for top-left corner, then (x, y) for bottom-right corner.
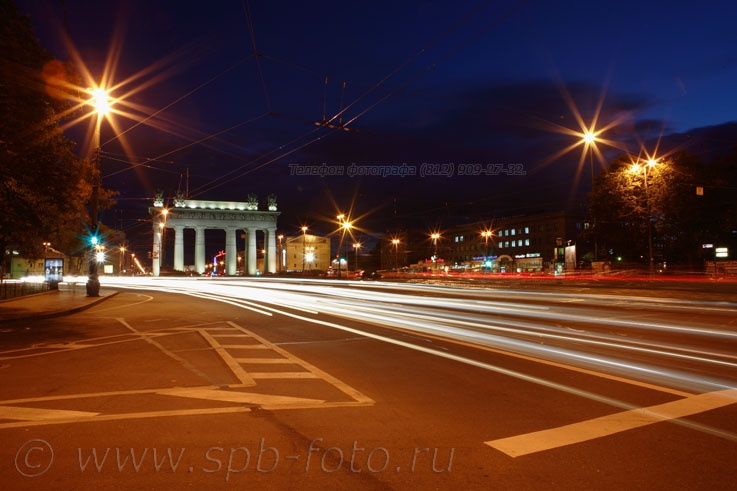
(1, 277), (735, 489)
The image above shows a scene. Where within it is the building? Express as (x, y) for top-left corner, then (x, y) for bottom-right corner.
(443, 211), (587, 272)
(283, 234), (331, 272)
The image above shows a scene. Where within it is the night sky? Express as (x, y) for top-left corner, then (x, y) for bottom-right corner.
(14, 0), (737, 255)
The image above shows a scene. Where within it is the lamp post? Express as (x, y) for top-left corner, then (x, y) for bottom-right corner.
(118, 246), (125, 275)
(629, 158), (659, 273)
(583, 131), (599, 263)
(337, 216), (352, 278)
(301, 226), (307, 272)
(391, 238), (400, 270)
(481, 230), (493, 272)
(86, 87), (111, 297)
(353, 242), (361, 272)
(430, 233), (440, 269)
(278, 234), (284, 273)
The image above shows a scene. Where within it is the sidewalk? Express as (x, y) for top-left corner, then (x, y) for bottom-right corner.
(0, 283), (117, 323)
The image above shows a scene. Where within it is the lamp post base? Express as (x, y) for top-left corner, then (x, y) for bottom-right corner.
(86, 278), (100, 297)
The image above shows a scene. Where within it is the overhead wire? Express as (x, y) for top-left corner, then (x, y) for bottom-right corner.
(190, 1), (527, 194)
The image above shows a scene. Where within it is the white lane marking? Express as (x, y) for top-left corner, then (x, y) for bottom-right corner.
(0, 406), (99, 421)
(249, 372), (319, 379)
(486, 388), (737, 457)
(198, 329), (256, 386)
(0, 407), (252, 430)
(157, 387), (324, 407)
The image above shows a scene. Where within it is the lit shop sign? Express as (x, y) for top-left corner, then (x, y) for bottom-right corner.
(515, 252), (541, 259)
(715, 247), (729, 258)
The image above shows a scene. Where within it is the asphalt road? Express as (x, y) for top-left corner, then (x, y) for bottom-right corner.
(1, 277), (736, 490)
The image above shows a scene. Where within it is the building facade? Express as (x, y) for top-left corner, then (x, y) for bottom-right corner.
(443, 211), (587, 272)
(284, 234), (331, 272)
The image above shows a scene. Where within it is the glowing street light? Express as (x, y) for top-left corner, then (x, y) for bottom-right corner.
(86, 85), (112, 297)
(628, 157), (661, 273)
(391, 238), (400, 270)
(353, 242), (362, 272)
(480, 230), (494, 272)
(337, 214), (353, 278)
(301, 226), (308, 272)
(118, 245), (126, 274)
(278, 234), (284, 273)
(430, 233), (441, 260)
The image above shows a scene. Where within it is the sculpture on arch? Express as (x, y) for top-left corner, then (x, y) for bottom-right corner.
(153, 191), (164, 208)
(246, 193), (259, 211)
(174, 191), (187, 207)
(267, 194), (277, 211)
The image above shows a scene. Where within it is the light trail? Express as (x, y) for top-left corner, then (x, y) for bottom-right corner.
(100, 277), (737, 394)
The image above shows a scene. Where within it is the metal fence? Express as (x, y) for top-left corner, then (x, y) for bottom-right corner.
(0, 281), (52, 300)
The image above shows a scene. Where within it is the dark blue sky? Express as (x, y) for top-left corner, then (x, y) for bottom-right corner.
(15, 0), (737, 252)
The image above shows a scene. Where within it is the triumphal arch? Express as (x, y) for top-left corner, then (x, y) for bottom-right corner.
(149, 193), (280, 276)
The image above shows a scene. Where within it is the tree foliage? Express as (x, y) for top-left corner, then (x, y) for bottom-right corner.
(0, 0), (96, 270)
(591, 149), (737, 267)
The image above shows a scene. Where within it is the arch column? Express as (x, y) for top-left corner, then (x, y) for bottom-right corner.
(152, 221), (162, 276)
(266, 227), (277, 274)
(173, 226), (184, 272)
(195, 226), (206, 274)
(225, 227), (237, 276)
(247, 228), (257, 275)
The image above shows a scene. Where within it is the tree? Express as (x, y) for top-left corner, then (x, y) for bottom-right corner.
(590, 152), (704, 268)
(0, 0), (95, 276)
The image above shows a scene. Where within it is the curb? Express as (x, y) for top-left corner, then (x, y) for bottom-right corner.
(0, 291), (120, 324)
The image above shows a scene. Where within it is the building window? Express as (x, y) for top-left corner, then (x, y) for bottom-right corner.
(524, 227), (529, 234)
(511, 229), (515, 236)
(525, 239), (530, 246)
(504, 241), (509, 248)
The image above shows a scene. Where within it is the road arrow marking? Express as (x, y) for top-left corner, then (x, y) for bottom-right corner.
(486, 388), (737, 457)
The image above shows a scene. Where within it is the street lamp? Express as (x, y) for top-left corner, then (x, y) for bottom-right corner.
(301, 226), (307, 272)
(353, 242), (362, 272)
(582, 130), (599, 262)
(430, 233), (440, 266)
(118, 246), (126, 275)
(337, 216), (352, 278)
(629, 158), (660, 273)
(85, 86), (112, 297)
(278, 234), (284, 273)
(391, 238), (400, 270)
(480, 230), (494, 272)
